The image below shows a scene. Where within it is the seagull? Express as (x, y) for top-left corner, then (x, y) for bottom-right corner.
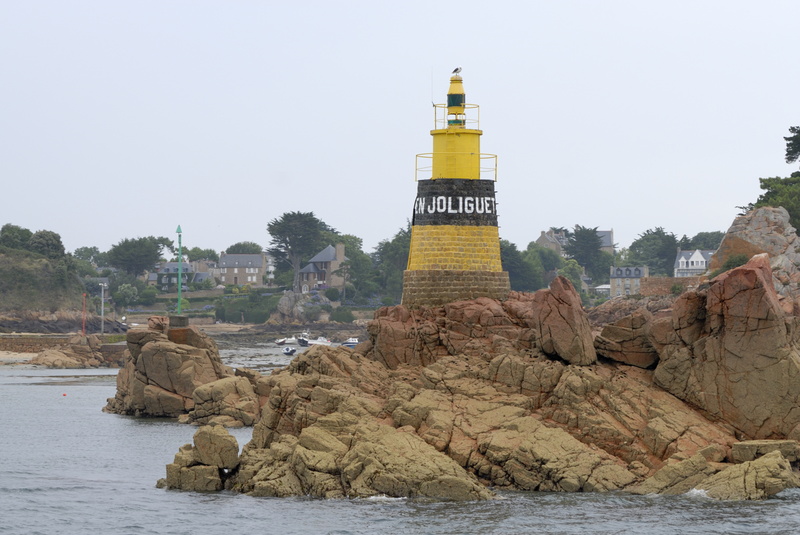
(452, 66), (462, 74)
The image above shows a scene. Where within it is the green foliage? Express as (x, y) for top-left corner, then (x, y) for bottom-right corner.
(113, 284), (139, 309)
(330, 307), (355, 323)
(752, 173), (800, 226)
(186, 247), (219, 262)
(0, 246), (85, 311)
(708, 253), (750, 279)
(325, 287), (341, 301)
(139, 286), (158, 305)
(27, 230), (66, 260)
(107, 236), (173, 276)
(0, 224), (33, 250)
(670, 283), (684, 296)
(73, 246), (100, 263)
(372, 223), (411, 302)
(557, 259), (584, 293)
(215, 293), (281, 323)
(678, 231), (724, 251)
(786, 126), (800, 166)
(564, 226), (615, 284)
(500, 239), (540, 291)
(627, 227), (679, 276)
(225, 242), (263, 255)
(267, 211), (333, 294)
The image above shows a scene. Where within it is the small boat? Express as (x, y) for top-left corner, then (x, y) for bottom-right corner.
(297, 336), (309, 347)
(282, 346), (297, 356)
(307, 336), (332, 346)
(276, 334), (301, 346)
(341, 337), (359, 348)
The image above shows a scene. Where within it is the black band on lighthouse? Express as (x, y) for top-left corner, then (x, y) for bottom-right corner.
(411, 179), (498, 226)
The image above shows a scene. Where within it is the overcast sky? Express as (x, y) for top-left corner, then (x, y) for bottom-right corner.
(2, 1), (799, 257)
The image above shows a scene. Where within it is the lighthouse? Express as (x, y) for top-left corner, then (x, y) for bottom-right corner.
(401, 71), (510, 306)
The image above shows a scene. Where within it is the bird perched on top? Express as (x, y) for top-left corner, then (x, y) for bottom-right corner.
(452, 66), (462, 74)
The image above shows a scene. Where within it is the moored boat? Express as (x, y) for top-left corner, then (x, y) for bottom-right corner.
(282, 346), (297, 356)
(307, 336), (332, 346)
(342, 337), (359, 348)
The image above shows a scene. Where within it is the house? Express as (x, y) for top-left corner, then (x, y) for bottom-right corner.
(217, 252), (274, 287)
(609, 266), (649, 297)
(674, 249), (714, 278)
(536, 229), (569, 257)
(299, 243), (347, 293)
(148, 262), (194, 291)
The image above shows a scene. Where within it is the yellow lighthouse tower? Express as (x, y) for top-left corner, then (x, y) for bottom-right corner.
(401, 71), (510, 306)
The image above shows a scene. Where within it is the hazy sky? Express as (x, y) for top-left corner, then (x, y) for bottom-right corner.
(2, 1), (799, 257)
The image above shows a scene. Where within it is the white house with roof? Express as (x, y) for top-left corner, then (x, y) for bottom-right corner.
(674, 249), (714, 278)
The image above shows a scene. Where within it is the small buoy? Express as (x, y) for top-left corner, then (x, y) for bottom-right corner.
(62, 393), (67, 396)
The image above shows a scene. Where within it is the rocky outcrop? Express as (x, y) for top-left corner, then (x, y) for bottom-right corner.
(710, 206), (800, 301)
(158, 425), (240, 492)
(654, 254), (800, 439)
(696, 451), (800, 500)
(158, 260), (800, 500)
(271, 291), (333, 324)
(104, 319), (233, 417)
(30, 334), (109, 368)
(181, 373), (261, 427)
(594, 309), (659, 368)
(161, 277), (754, 500)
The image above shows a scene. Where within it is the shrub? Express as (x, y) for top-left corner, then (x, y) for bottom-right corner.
(330, 307), (355, 323)
(325, 288), (341, 301)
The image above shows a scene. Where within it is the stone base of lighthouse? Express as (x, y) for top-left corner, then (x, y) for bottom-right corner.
(401, 270), (510, 306)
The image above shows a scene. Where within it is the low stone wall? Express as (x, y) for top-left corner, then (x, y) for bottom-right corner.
(401, 270), (510, 306)
(640, 276), (702, 297)
(0, 334), (73, 354)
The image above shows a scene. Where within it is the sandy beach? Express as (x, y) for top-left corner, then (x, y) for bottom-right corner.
(0, 350), (35, 365)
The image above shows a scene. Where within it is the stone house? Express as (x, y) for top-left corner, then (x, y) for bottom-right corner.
(299, 243), (347, 293)
(609, 266), (649, 297)
(148, 262), (194, 291)
(674, 249), (714, 278)
(216, 252), (274, 287)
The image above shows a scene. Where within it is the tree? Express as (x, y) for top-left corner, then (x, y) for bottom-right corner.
(112, 283), (139, 309)
(752, 173), (800, 225)
(785, 126), (800, 166)
(225, 242), (263, 255)
(626, 227), (678, 276)
(73, 246), (100, 264)
(678, 231), (724, 251)
(107, 236), (173, 276)
(186, 247), (219, 262)
(500, 240), (539, 291)
(372, 223), (411, 303)
(563, 225), (611, 283)
(557, 259), (584, 293)
(524, 242), (563, 273)
(0, 223), (33, 250)
(267, 212), (332, 294)
(27, 230), (65, 260)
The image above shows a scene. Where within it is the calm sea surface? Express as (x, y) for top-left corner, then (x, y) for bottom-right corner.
(3, 347), (800, 535)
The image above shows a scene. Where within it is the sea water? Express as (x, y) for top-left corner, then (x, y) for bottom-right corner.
(3, 353), (800, 535)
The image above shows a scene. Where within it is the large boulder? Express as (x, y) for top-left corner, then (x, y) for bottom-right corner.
(158, 425), (240, 492)
(697, 450), (800, 500)
(594, 308), (659, 368)
(654, 254), (800, 439)
(104, 321), (233, 417)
